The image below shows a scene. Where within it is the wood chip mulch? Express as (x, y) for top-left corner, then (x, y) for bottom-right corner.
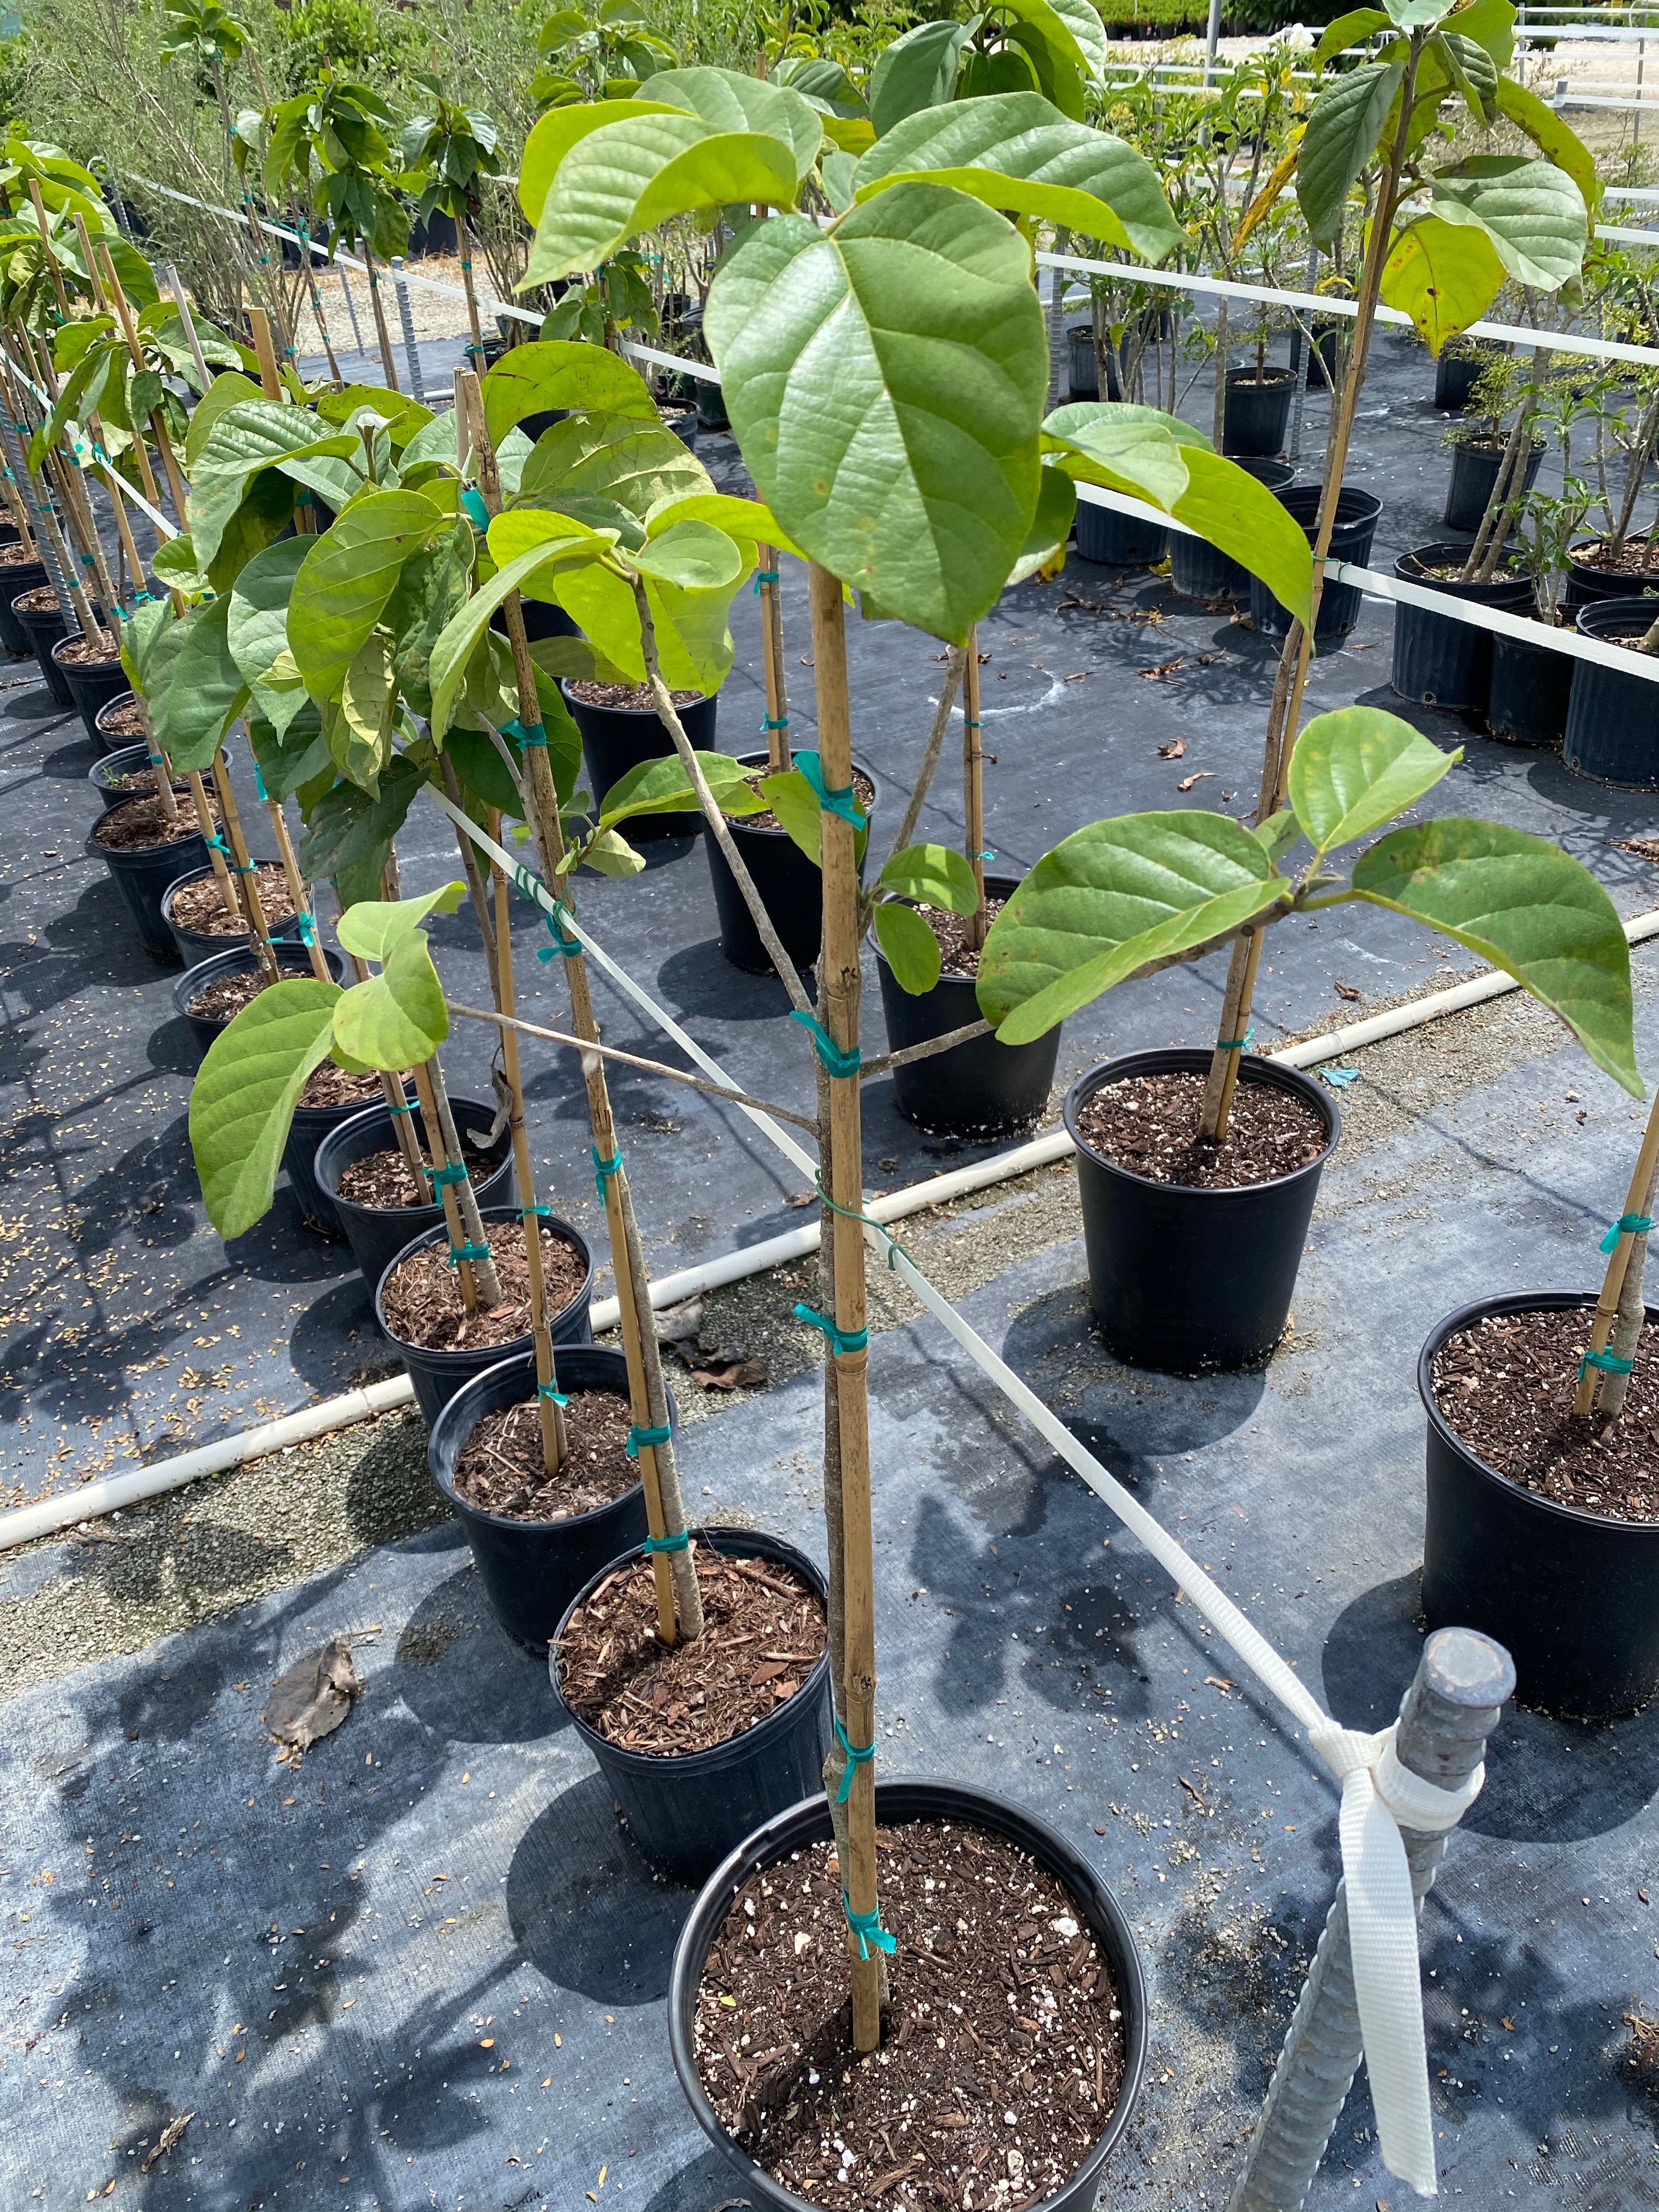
(93, 794), (216, 851)
(1075, 1068), (1328, 1189)
(101, 765), (190, 803)
(453, 1387), (636, 1520)
(13, 584), (66, 614)
(1432, 1306), (1659, 1522)
(555, 1546), (825, 1755)
(187, 966), (279, 1023)
(298, 1061), (383, 1110)
(170, 865), (295, 936)
(567, 679), (701, 710)
(1573, 537), (1659, 577)
(57, 633), (122, 665)
(336, 1139), (492, 1211)
(694, 1821), (1126, 2211)
(380, 1216), (585, 1352)
(99, 699), (148, 738)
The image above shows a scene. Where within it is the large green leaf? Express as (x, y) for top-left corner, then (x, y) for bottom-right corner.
(188, 401), (358, 569)
(1297, 61), (1404, 246)
(637, 66), (823, 181)
(995, 0), (1107, 120)
(387, 523), (475, 719)
(644, 489), (805, 561)
(869, 19), (974, 138)
(1348, 819), (1639, 1094)
(516, 97), (688, 223)
(119, 596), (173, 698)
(182, 371), (264, 473)
(227, 538), (311, 735)
(874, 899), (943, 994)
(522, 114), (800, 286)
(1379, 212), (1506, 351)
(1043, 403), (1314, 627)
(189, 980), (341, 1239)
(1491, 76), (1597, 213)
(880, 842), (980, 915)
(1446, 0), (1516, 67)
(1429, 155), (1587, 291)
(704, 182), (1048, 645)
(1008, 461), (1077, 587)
(287, 489), (445, 704)
(427, 520), (606, 739)
(1313, 8), (1391, 65)
(599, 749), (766, 823)
(481, 339), (658, 449)
(978, 812), (1287, 1044)
(249, 702), (332, 802)
(519, 414), (711, 518)
(1288, 706), (1458, 854)
(153, 596), (249, 771)
(539, 517), (751, 691)
(332, 928), (450, 1068)
(298, 754), (426, 907)
(336, 881), (466, 961)
(853, 94), (1181, 264)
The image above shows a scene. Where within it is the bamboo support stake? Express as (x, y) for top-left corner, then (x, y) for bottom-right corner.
(454, 365), (699, 1646)
(296, 226), (342, 384)
(759, 545), (791, 772)
(261, 765), (331, 984)
(161, 266), (215, 390)
(187, 767), (235, 904)
(963, 627), (988, 953)
(405, 1055), (480, 1315)
(339, 922), (431, 1185)
(212, 744), (280, 980)
(489, 811), (565, 1476)
(94, 235), (189, 518)
(72, 216), (165, 517)
(249, 308), (284, 402)
(1574, 1085), (1659, 1416)
(808, 560), (883, 2054)
(459, 224), (488, 366)
(441, 753), (500, 1008)
(361, 247), (402, 392)
(27, 181), (72, 323)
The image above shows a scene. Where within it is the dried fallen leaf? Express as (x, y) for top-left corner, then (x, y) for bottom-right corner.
(1352, 640), (1378, 650)
(1176, 771), (1215, 792)
(1205, 1675), (1234, 1694)
(690, 1357), (768, 1392)
(1157, 738), (1186, 759)
(1138, 656), (1185, 682)
(140, 2114), (193, 2172)
(1334, 979), (1363, 1002)
(1197, 651), (1225, 665)
(1064, 670), (1087, 682)
(263, 1637), (359, 1759)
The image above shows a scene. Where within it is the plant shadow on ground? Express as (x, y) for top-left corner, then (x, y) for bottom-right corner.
(506, 1768), (693, 2006)
(393, 1560), (561, 1747)
(1322, 1571), (1659, 1842)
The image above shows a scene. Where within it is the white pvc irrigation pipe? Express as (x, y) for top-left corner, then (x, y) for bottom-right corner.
(7, 901), (1656, 1557)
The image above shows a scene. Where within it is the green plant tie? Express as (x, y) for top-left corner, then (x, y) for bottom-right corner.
(1601, 1214), (1654, 1252)
(430, 1160), (471, 1190)
(504, 716), (548, 749)
(252, 763), (268, 802)
(206, 832), (229, 854)
(386, 1098), (417, 1116)
(627, 1423), (672, 1460)
(811, 1171), (911, 1272)
(294, 490), (313, 509)
(833, 1716), (875, 1804)
(1580, 1347), (1634, 1378)
(794, 1302), (868, 1358)
(148, 752), (165, 767)
(643, 1526), (690, 1553)
(520, 1203), (550, 1219)
(789, 1010), (860, 1079)
(538, 1381), (569, 1407)
(447, 1240), (491, 1266)
(1217, 1026), (1256, 1051)
(592, 1145), (623, 1200)
(538, 903), (582, 962)
(460, 487), (490, 531)
(297, 913), (317, 947)
(978, 848), (995, 861)
(841, 1891), (896, 1961)
(794, 748), (865, 830)
(761, 714), (788, 732)
(753, 569), (780, 591)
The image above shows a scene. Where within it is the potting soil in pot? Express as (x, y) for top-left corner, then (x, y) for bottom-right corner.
(337, 1136), (492, 1209)
(918, 892), (1003, 976)
(1431, 1307), (1659, 1520)
(380, 1217), (585, 1353)
(56, 631), (122, 668)
(738, 762), (876, 833)
(693, 1822), (1126, 2209)
(453, 1389), (636, 1519)
(298, 1060), (383, 1109)
(187, 965), (286, 1022)
(556, 1543), (826, 1752)
(170, 864), (294, 936)
(566, 679), (701, 712)
(99, 697), (148, 740)
(93, 792), (216, 852)
(1076, 1068), (1327, 1187)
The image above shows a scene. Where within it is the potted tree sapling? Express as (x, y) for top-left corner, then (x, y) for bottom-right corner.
(1488, 448), (1598, 749)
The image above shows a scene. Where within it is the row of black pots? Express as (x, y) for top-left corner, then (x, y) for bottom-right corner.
(1389, 543), (1532, 713)
(171, 940), (345, 1059)
(1443, 436), (1544, 535)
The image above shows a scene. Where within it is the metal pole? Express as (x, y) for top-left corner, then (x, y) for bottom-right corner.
(1225, 1628), (1515, 2212)
(391, 256), (425, 403)
(1205, 0), (1224, 86)
(334, 255), (366, 358)
(1289, 247), (1318, 465)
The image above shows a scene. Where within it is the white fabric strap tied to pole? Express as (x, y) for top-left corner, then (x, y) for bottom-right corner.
(1308, 1721), (1486, 2194)
(427, 776), (1460, 2194)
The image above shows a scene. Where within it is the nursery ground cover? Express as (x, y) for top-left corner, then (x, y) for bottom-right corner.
(0, 956), (1655, 2211)
(4, 328), (1657, 1513)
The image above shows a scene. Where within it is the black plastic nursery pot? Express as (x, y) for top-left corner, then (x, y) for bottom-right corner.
(1221, 366), (1295, 457)
(427, 1345), (654, 1651)
(172, 943), (346, 1063)
(696, 377), (730, 432)
(1487, 614), (1575, 749)
(16, 590), (72, 704)
(284, 1082), (398, 1239)
(667, 1778), (1149, 2211)
(1074, 496), (1167, 568)
(375, 1206), (595, 1428)
(1563, 539), (1659, 611)
(93, 691), (143, 746)
(1249, 485), (1383, 645)
(551, 1525), (834, 1883)
(89, 744), (185, 814)
(87, 799), (210, 962)
(1389, 544), (1533, 712)
(1170, 458), (1295, 600)
(1065, 1049), (1341, 1373)
(51, 633), (131, 742)
(1066, 323), (1121, 402)
(875, 873), (1060, 1138)
(315, 1093), (516, 1293)
(1420, 1293), (1659, 1718)
(1564, 597), (1659, 788)
(0, 559), (47, 654)
(1442, 437), (1544, 534)
(706, 750), (880, 972)
(1434, 344), (1503, 411)
(661, 404), (698, 452)
(160, 866), (303, 969)
(564, 682), (717, 843)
